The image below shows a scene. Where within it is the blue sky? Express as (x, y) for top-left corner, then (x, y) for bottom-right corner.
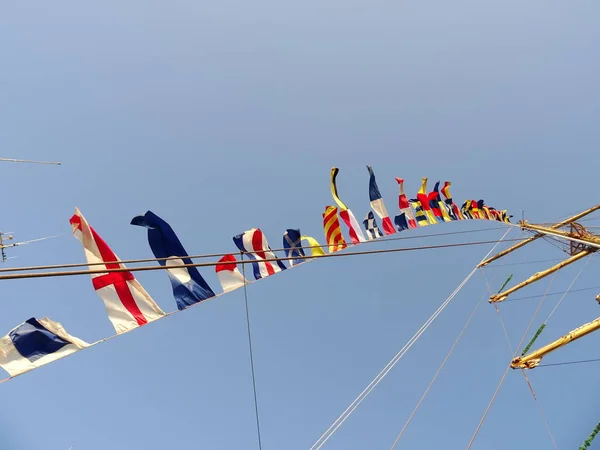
(1, 1), (600, 449)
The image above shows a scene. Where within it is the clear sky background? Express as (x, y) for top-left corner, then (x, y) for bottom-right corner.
(1, 1), (600, 449)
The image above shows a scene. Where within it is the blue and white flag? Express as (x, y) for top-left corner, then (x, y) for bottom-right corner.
(363, 211), (384, 240)
(131, 211), (215, 311)
(394, 213), (410, 231)
(0, 317), (89, 377)
(283, 229), (305, 267)
(233, 228), (286, 280)
(367, 166), (395, 235)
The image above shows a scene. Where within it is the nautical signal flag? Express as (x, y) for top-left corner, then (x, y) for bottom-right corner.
(429, 181), (452, 222)
(233, 228), (286, 280)
(283, 229), (306, 267)
(440, 181), (463, 220)
(395, 178), (417, 229)
(300, 235), (326, 257)
(330, 167), (366, 244)
(416, 177), (437, 224)
(0, 317), (89, 377)
(366, 166), (395, 235)
(130, 211), (216, 311)
(323, 206), (347, 253)
(70, 208), (166, 334)
(215, 254), (248, 293)
(363, 211), (384, 240)
(410, 198), (430, 227)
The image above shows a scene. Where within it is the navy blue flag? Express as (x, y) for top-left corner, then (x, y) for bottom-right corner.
(131, 211), (215, 310)
(0, 317), (90, 377)
(283, 229), (305, 266)
(394, 213), (410, 232)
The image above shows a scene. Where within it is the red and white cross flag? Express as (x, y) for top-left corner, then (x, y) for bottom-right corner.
(69, 208), (165, 334)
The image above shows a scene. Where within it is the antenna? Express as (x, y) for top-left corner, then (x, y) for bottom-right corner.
(0, 157), (61, 165)
(0, 232), (62, 262)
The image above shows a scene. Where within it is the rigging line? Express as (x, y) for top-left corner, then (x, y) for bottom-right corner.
(0, 226), (508, 274)
(241, 254), (263, 450)
(487, 239), (531, 354)
(537, 357), (600, 368)
(483, 253), (557, 448)
(490, 258), (565, 267)
(520, 371), (558, 449)
(545, 257), (591, 324)
(466, 365), (512, 450)
(0, 241), (320, 386)
(389, 274), (492, 450)
(480, 267), (512, 351)
(502, 286), (600, 303)
(311, 269), (473, 450)
(466, 270), (555, 449)
(309, 228), (512, 450)
(0, 237), (530, 282)
(493, 300), (514, 354)
(0, 157), (61, 165)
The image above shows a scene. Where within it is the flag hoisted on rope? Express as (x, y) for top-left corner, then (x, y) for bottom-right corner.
(440, 181), (463, 220)
(233, 228), (287, 280)
(363, 211), (384, 240)
(70, 208), (165, 334)
(283, 229), (306, 267)
(366, 166), (395, 235)
(0, 317), (89, 377)
(323, 206), (347, 253)
(130, 210), (216, 311)
(301, 235), (326, 257)
(330, 167), (366, 244)
(416, 177), (437, 224)
(215, 254), (248, 293)
(461, 200), (474, 219)
(429, 181), (452, 222)
(395, 178), (418, 230)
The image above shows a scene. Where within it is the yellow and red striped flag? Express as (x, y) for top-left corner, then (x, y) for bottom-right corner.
(322, 206), (347, 253)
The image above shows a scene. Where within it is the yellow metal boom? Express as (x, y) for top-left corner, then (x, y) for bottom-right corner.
(489, 250), (594, 303)
(489, 220), (600, 303)
(478, 204), (600, 268)
(512, 313), (600, 369)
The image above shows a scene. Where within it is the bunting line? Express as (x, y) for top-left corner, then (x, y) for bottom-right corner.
(0, 226), (510, 274)
(0, 232), (524, 385)
(0, 236), (524, 282)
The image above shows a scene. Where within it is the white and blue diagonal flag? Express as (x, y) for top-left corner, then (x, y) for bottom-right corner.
(363, 211), (384, 240)
(131, 210), (216, 311)
(0, 317), (89, 377)
(283, 229), (306, 267)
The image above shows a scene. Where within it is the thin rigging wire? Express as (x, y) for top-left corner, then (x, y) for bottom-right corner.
(392, 229), (524, 447)
(0, 157), (61, 165)
(465, 270), (555, 449)
(490, 258), (565, 267)
(0, 226), (507, 274)
(485, 266), (559, 450)
(241, 254), (263, 450)
(482, 250), (558, 449)
(0, 237), (529, 282)
(502, 286), (600, 303)
(0, 233), (519, 387)
(520, 371), (558, 449)
(389, 271), (494, 449)
(538, 357), (600, 368)
(309, 228), (512, 450)
(545, 257), (591, 323)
